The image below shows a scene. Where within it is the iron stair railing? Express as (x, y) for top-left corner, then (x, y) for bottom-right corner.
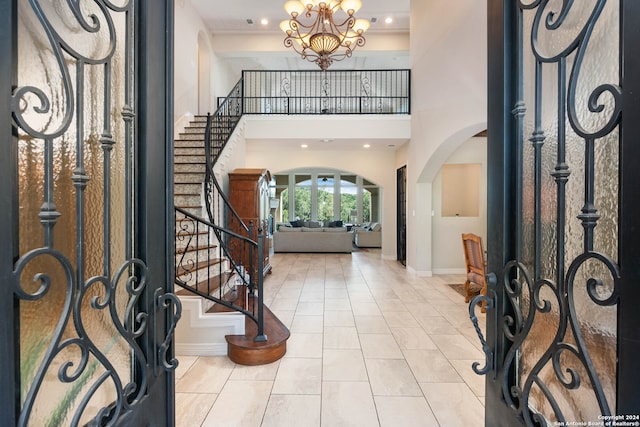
(175, 207), (265, 340)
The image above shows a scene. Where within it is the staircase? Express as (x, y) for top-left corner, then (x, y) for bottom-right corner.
(174, 116), (206, 217)
(173, 113), (289, 365)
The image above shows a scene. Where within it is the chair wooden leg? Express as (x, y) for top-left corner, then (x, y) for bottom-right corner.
(464, 280), (471, 303)
(480, 283), (487, 313)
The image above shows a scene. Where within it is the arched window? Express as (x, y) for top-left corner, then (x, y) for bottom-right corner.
(270, 170), (380, 225)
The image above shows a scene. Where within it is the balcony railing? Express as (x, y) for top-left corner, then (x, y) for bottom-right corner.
(218, 69), (411, 115)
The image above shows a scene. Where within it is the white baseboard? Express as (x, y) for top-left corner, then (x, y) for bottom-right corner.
(406, 266), (433, 277)
(175, 342), (228, 356)
(416, 270), (433, 277)
(432, 268), (466, 275)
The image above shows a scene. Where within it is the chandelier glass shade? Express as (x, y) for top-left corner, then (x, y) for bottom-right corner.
(281, 0), (370, 70)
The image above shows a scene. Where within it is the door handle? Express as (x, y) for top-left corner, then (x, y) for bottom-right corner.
(468, 272), (496, 376)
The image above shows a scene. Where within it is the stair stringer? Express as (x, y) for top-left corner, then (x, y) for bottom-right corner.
(174, 295), (245, 356)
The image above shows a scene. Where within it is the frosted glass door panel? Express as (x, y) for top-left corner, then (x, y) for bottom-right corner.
(14, 1), (139, 425)
(515, 1), (620, 423)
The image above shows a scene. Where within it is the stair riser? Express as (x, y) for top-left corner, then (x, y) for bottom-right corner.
(176, 247), (220, 266)
(176, 270), (223, 290)
(178, 129), (228, 136)
(174, 179), (204, 189)
(175, 182), (202, 194)
(176, 206), (203, 217)
(175, 155), (206, 164)
(175, 229), (215, 248)
(174, 194), (201, 207)
(176, 134), (205, 141)
(175, 163), (205, 173)
(175, 140), (204, 148)
(176, 267), (231, 294)
(183, 127), (206, 134)
(175, 147), (205, 155)
(187, 121), (206, 126)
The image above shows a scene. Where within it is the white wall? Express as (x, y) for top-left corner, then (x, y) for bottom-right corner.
(175, 1), (240, 126)
(210, 49), (239, 103)
(431, 137), (487, 274)
(174, 1), (211, 123)
(406, 0), (488, 276)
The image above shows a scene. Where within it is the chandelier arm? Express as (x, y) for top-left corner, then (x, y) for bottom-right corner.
(284, 37), (321, 61)
(331, 15), (357, 29)
(288, 17), (317, 33)
(343, 36), (366, 49)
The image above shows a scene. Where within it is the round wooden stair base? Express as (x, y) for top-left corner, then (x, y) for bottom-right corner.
(225, 303), (290, 366)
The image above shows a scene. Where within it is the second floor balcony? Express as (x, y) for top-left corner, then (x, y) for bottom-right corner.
(219, 69), (411, 116)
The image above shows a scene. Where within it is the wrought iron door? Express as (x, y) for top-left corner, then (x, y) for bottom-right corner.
(0, 1), (180, 426)
(475, 1), (640, 425)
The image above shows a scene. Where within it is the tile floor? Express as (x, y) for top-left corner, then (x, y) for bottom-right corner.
(175, 249), (486, 427)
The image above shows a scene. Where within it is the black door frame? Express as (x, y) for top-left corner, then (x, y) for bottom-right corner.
(485, 0), (640, 424)
(0, 0), (177, 425)
(0, 0), (19, 423)
(397, 165), (407, 265)
(617, 0), (640, 414)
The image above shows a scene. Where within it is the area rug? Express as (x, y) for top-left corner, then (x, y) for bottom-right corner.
(447, 283), (480, 300)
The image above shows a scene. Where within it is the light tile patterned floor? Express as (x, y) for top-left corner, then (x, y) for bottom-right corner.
(175, 250), (486, 427)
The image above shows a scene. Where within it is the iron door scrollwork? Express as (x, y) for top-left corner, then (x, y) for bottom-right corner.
(476, 1), (623, 425)
(11, 1), (181, 425)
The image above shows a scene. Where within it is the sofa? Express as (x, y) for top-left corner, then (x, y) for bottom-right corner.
(274, 225), (353, 253)
(352, 222), (382, 248)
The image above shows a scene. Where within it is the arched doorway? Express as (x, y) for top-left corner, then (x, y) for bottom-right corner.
(413, 122), (487, 275)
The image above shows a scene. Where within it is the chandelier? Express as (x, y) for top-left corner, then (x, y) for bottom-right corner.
(280, 0), (370, 70)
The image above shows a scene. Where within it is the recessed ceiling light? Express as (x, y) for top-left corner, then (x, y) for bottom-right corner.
(363, 144), (371, 148)
(385, 17), (393, 24)
(301, 144), (308, 148)
(261, 18), (269, 25)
